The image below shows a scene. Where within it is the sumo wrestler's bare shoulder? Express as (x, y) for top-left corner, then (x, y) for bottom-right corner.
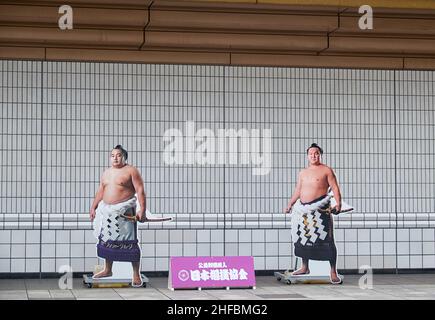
(320, 164), (335, 173)
(124, 164), (138, 174)
(100, 167), (113, 182)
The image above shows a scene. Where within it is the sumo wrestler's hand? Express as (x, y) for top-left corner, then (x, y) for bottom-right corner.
(90, 208), (96, 222)
(136, 211), (146, 223)
(332, 203), (341, 214)
(283, 205), (292, 214)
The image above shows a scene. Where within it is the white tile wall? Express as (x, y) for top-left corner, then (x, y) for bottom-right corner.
(384, 256), (396, 269)
(397, 256), (410, 268)
(371, 256), (384, 269)
(141, 258), (155, 271)
(345, 229), (358, 242)
(156, 258), (169, 270)
(41, 259), (55, 273)
(183, 244), (197, 256)
(1, 62), (434, 274)
(71, 244), (84, 258)
(422, 229), (435, 241)
(155, 230), (169, 243)
(225, 230), (238, 242)
(156, 243), (169, 256)
(210, 243), (224, 256)
(0, 231), (10, 244)
(71, 230), (84, 243)
(141, 230), (155, 243)
(56, 231), (70, 243)
(397, 242), (410, 255)
(370, 242), (383, 255)
(252, 230), (265, 242)
(26, 259), (39, 272)
(85, 244), (96, 257)
(183, 230), (197, 243)
(141, 244), (154, 257)
(358, 229), (370, 242)
(42, 231), (56, 243)
(225, 243), (238, 256)
(423, 255), (435, 268)
(265, 256), (279, 270)
(197, 230), (210, 243)
(345, 242), (358, 255)
(278, 256), (292, 270)
(410, 256), (423, 269)
(56, 244), (70, 258)
(0, 259), (10, 272)
(210, 230), (224, 243)
(11, 259), (24, 272)
(410, 242), (423, 255)
(423, 242), (435, 255)
(265, 243), (279, 256)
(55, 259), (71, 272)
(71, 258), (84, 272)
(265, 230), (278, 243)
(337, 256), (345, 269)
(239, 230), (251, 243)
(278, 229), (292, 243)
(254, 257), (265, 270)
(197, 243), (210, 256)
(397, 229), (410, 242)
(384, 229), (396, 242)
(11, 244), (25, 258)
(358, 255), (371, 267)
(11, 231), (25, 244)
(85, 258), (98, 271)
(384, 242), (396, 255)
(345, 256), (358, 269)
(410, 229), (422, 242)
(169, 230), (183, 243)
(358, 242), (371, 255)
(238, 243), (252, 256)
(371, 230), (383, 242)
(0, 245), (10, 258)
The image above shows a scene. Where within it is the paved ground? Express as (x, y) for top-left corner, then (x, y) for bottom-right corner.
(0, 274), (435, 300)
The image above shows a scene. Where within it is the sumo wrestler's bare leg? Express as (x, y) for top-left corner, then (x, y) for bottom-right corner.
(93, 260), (113, 278)
(131, 261), (142, 286)
(291, 258), (310, 275)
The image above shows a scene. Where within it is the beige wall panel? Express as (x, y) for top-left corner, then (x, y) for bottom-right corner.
(0, 26), (143, 48)
(404, 58), (435, 70)
(149, 10), (338, 33)
(46, 47), (230, 64)
(337, 16), (435, 36)
(0, 1), (152, 9)
(231, 52), (403, 68)
(328, 36), (435, 55)
(0, 5), (148, 29)
(0, 46), (45, 59)
(144, 31), (327, 52)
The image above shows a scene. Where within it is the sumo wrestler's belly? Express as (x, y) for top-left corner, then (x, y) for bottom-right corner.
(299, 185), (329, 204)
(102, 185), (135, 205)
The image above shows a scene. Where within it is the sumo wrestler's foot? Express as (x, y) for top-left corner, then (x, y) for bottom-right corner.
(291, 267), (310, 276)
(92, 270), (113, 279)
(330, 273), (343, 284)
(131, 275), (143, 288)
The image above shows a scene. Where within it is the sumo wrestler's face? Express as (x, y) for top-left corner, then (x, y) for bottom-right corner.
(307, 147), (321, 165)
(111, 149), (125, 167)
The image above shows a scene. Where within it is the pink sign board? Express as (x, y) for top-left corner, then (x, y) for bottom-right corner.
(169, 256), (256, 289)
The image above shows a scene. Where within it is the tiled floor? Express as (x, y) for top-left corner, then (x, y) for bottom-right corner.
(0, 274), (435, 300)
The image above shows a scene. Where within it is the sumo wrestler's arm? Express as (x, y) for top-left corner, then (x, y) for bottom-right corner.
(90, 173), (105, 221)
(327, 168), (342, 212)
(131, 167), (147, 222)
(284, 172), (302, 213)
